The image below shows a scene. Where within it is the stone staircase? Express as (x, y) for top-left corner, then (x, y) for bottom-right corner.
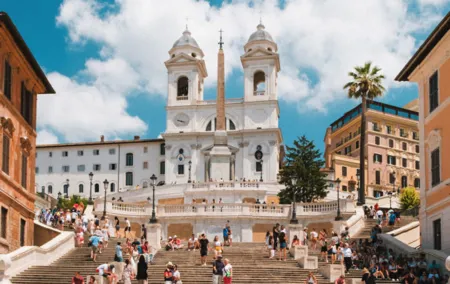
(10, 238), (332, 283)
(148, 242), (331, 284)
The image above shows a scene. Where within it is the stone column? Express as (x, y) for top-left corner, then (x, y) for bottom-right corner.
(241, 221), (253, 242)
(231, 154), (235, 181)
(204, 155), (210, 182)
(0, 254), (12, 284)
(147, 224), (162, 250)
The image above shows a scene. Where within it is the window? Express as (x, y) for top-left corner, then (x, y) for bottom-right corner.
(253, 71), (266, 95)
(400, 128), (407, 138)
(48, 166), (53, 173)
(48, 185), (53, 194)
(62, 166), (70, 172)
(431, 148), (440, 186)
(35, 167), (39, 174)
(21, 154), (27, 188)
(160, 161), (165, 175)
(390, 173), (396, 184)
(77, 150), (84, 156)
(256, 161), (262, 172)
(2, 135), (10, 174)
(77, 165), (85, 172)
(109, 148), (116, 155)
(229, 120), (236, 130)
(342, 185), (348, 192)
(433, 219), (441, 250)
(93, 164), (101, 171)
(402, 158), (407, 168)
(3, 60), (12, 100)
(375, 136), (380, 145)
(143, 161), (148, 169)
(386, 125), (392, 134)
(206, 121), (212, 131)
(373, 154), (382, 163)
(93, 149), (100, 155)
(79, 184), (84, 193)
(413, 132), (419, 140)
(62, 151), (68, 157)
(143, 181), (149, 188)
(94, 183), (100, 193)
(401, 176), (407, 188)
(355, 141), (359, 149)
(110, 183), (115, 192)
(63, 184), (68, 196)
(415, 161), (420, 170)
(415, 145), (420, 153)
(344, 145), (352, 155)
(160, 143), (165, 155)
(49, 151), (52, 157)
(20, 219), (26, 247)
(387, 155), (396, 165)
(20, 82), (33, 125)
(177, 76), (189, 99)
(375, 171), (381, 185)
(126, 153), (133, 166)
(177, 164), (185, 175)
(125, 172), (133, 186)
(429, 71), (439, 113)
(1, 207), (7, 239)
(372, 122), (380, 131)
(109, 163), (117, 170)
(389, 139), (394, 148)
(402, 142), (407, 151)
(342, 166), (347, 177)
(414, 178), (420, 188)
(143, 146), (148, 153)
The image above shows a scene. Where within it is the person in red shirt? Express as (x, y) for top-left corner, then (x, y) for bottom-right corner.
(72, 271), (84, 284)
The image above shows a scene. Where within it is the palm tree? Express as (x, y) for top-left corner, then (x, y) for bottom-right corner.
(343, 62), (385, 205)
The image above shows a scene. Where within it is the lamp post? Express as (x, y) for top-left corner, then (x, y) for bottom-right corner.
(356, 171), (360, 197)
(149, 174), (158, 223)
(388, 191), (393, 209)
(65, 179), (70, 198)
(259, 159), (263, 182)
(335, 178), (343, 221)
(102, 179), (109, 219)
(290, 177), (298, 224)
(188, 160), (192, 183)
(392, 171), (396, 196)
(57, 191), (62, 200)
(89, 172), (94, 202)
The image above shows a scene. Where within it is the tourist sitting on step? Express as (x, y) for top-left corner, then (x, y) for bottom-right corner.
(305, 271), (318, 284)
(213, 235), (223, 259)
(173, 235), (184, 250)
(165, 236), (175, 251)
(291, 235), (300, 247)
(96, 263), (117, 284)
(187, 234), (199, 251)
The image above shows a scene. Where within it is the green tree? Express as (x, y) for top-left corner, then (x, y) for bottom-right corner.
(57, 195), (89, 210)
(399, 187), (420, 210)
(344, 61), (385, 205)
(278, 136), (328, 204)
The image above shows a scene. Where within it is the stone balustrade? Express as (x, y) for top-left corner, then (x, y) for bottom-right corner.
(188, 181), (274, 191)
(96, 199), (355, 219)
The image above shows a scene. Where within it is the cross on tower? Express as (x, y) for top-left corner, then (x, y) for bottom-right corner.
(259, 10), (263, 25)
(185, 17), (189, 30)
(218, 29), (224, 50)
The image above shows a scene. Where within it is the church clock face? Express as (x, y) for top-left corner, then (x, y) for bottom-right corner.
(173, 113), (190, 127)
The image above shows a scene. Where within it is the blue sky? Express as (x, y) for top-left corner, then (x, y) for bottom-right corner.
(1, 0), (449, 153)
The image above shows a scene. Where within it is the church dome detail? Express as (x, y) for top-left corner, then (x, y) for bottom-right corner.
(173, 29), (200, 49)
(247, 23), (274, 43)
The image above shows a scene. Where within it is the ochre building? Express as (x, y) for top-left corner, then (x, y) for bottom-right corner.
(0, 12), (55, 253)
(396, 12), (450, 253)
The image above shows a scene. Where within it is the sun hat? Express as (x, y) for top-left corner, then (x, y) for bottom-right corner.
(166, 261), (173, 267)
(174, 235), (177, 238)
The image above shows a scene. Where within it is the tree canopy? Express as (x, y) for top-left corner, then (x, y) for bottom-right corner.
(399, 187), (420, 210)
(278, 136), (328, 204)
(344, 61), (385, 101)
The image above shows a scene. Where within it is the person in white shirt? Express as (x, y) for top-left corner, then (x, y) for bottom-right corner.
(310, 229), (319, 250)
(341, 243), (353, 273)
(223, 258), (232, 284)
(187, 234), (199, 251)
(124, 217), (131, 238)
(96, 263), (117, 283)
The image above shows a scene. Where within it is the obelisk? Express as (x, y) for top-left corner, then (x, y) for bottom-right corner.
(209, 29), (232, 181)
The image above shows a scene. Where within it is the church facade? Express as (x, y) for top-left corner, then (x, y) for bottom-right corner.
(35, 23), (285, 205)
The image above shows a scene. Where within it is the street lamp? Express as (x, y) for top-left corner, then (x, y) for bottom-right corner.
(259, 159), (264, 182)
(290, 177), (299, 224)
(102, 179), (109, 219)
(356, 171), (360, 196)
(65, 179), (70, 198)
(89, 172), (94, 202)
(392, 171), (396, 196)
(57, 191), (62, 200)
(149, 174), (158, 223)
(335, 178), (343, 221)
(188, 161), (192, 183)
(388, 191), (393, 209)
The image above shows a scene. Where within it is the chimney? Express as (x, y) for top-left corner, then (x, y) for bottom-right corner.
(100, 135), (105, 142)
(134, 135), (140, 141)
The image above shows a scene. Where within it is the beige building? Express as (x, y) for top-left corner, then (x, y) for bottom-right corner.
(323, 100), (420, 199)
(396, 12), (450, 253)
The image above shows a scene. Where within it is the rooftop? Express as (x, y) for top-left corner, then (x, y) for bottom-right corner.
(330, 100), (419, 133)
(37, 137), (164, 149)
(0, 12), (55, 93)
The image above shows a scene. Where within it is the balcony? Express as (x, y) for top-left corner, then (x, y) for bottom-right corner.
(400, 132), (409, 138)
(253, 90), (265, 96)
(373, 126), (382, 132)
(176, 96), (189, 101)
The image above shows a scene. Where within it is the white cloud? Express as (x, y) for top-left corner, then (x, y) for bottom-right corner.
(37, 129), (59, 145)
(39, 0), (447, 141)
(417, 0), (449, 7)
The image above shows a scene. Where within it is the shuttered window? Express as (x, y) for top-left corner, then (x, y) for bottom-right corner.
(431, 148), (440, 186)
(2, 135), (10, 174)
(21, 154), (27, 189)
(375, 171), (381, 185)
(20, 82), (33, 125)
(429, 71), (439, 113)
(3, 60), (12, 100)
